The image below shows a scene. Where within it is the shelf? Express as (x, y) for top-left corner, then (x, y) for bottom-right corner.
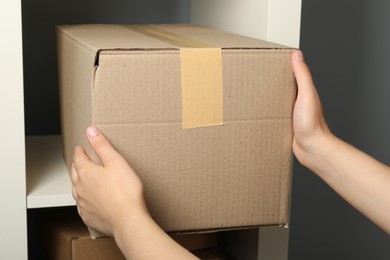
(26, 135), (75, 209)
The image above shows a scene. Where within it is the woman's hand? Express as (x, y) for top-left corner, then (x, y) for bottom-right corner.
(291, 50), (335, 170)
(71, 126), (197, 259)
(71, 126), (148, 237)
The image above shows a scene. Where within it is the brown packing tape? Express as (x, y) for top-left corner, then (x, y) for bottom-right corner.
(127, 25), (213, 48)
(126, 25), (224, 129)
(181, 48), (223, 128)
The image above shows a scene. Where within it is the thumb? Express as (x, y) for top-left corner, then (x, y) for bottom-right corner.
(86, 126), (119, 166)
(292, 50), (316, 95)
(291, 50), (322, 108)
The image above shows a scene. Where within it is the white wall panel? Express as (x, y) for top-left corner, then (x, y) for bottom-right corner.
(0, 0), (27, 258)
(191, 0), (301, 48)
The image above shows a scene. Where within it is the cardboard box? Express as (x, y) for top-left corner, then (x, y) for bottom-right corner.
(39, 208), (220, 260)
(57, 24), (296, 233)
(39, 209), (125, 260)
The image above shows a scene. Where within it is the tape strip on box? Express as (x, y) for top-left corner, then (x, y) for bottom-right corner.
(126, 25), (223, 129)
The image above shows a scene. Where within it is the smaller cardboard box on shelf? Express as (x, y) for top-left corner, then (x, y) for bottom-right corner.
(38, 208), (223, 260)
(57, 24), (296, 234)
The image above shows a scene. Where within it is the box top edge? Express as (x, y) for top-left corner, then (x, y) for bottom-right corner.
(57, 24), (295, 53)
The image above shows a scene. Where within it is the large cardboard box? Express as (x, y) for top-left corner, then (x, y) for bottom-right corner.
(57, 24), (296, 233)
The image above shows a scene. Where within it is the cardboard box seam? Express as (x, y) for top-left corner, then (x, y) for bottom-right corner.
(95, 48), (295, 58)
(94, 48), (178, 66)
(166, 223), (287, 235)
(94, 48), (295, 70)
(92, 118), (292, 126)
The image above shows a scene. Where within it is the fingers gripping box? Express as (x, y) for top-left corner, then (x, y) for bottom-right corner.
(57, 24), (296, 234)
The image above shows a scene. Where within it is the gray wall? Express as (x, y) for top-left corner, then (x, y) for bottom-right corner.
(289, 1), (390, 259)
(22, 0), (190, 135)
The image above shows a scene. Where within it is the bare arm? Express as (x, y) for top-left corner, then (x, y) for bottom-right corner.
(292, 50), (390, 234)
(71, 127), (197, 260)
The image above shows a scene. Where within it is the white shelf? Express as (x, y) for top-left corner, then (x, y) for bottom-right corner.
(26, 135), (75, 209)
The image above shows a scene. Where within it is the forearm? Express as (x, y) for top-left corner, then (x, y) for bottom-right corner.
(304, 133), (390, 234)
(113, 211), (198, 260)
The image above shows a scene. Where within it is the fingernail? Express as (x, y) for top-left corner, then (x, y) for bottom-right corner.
(294, 50), (304, 62)
(86, 126), (99, 139)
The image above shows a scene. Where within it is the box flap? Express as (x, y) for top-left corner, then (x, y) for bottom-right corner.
(57, 24), (292, 54)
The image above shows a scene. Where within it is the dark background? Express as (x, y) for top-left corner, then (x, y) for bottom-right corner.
(22, 0), (190, 135)
(289, 1), (390, 259)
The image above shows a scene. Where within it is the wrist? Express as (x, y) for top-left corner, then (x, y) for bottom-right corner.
(111, 205), (154, 251)
(294, 129), (339, 173)
(111, 202), (151, 236)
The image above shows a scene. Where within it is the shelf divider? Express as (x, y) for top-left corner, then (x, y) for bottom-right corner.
(26, 135), (75, 208)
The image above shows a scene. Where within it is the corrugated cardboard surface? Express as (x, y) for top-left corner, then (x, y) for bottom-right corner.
(39, 209), (126, 260)
(39, 208), (219, 260)
(57, 24), (296, 233)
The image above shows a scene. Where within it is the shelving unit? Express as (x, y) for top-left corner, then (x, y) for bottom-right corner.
(1, 1), (301, 259)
